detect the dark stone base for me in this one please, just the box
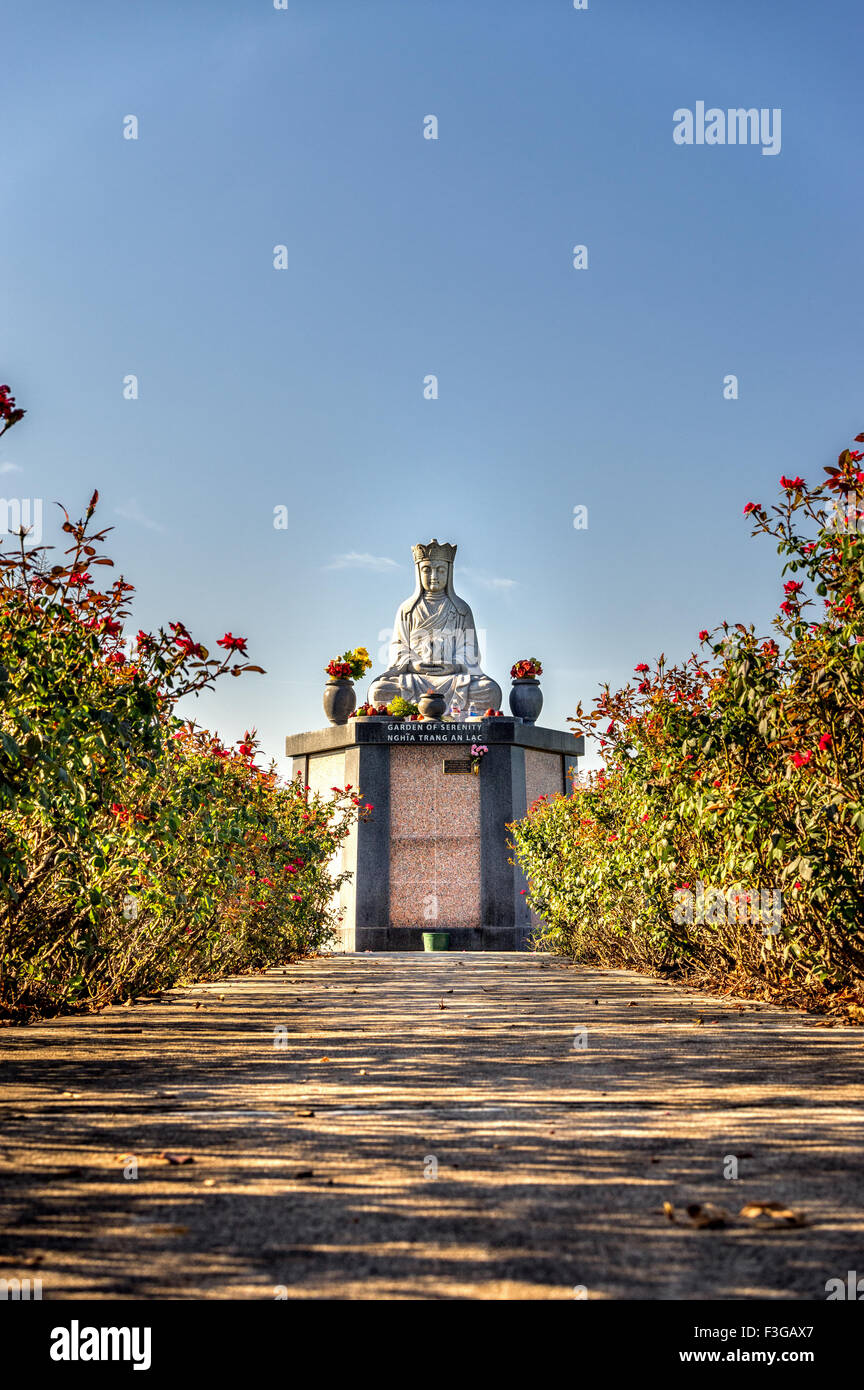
[354,926,533,952]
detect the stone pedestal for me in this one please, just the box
[284,718,584,952]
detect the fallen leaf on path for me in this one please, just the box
[740,1202,807,1228]
[160,1152,195,1165]
[318,1056,330,1062]
[60,1091,83,1099]
[664,1201,730,1229]
[294,1109,315,1117]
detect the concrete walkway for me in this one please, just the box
[0,953,861,1300]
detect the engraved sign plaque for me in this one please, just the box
[442,759,474,775]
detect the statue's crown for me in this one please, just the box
[412,538,456,565]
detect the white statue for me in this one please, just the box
[368,539,502,714]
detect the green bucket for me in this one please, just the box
[422,931,450,952]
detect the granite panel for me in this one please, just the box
[389,745,482,929]
[306,751,352,949]
[523,748,565,935]
[524,747,565,812]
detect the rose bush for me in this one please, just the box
[0,395,362,1021]
[511,435,864,1017]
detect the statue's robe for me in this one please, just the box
[369,593,502,712]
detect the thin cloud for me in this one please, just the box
[326,551,400,572]
[461,567,517,592]
[115,499,166,534]
[0,462,22,475]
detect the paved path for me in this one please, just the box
[1,953,862,1300]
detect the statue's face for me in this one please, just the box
[419,560,448,594]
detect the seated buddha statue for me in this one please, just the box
[368,539,503,714]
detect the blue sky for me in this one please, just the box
[3,0,863,768]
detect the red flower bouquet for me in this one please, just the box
[325,646,372,683]
[510,657,542,680]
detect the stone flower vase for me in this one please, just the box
[323,678,356,725]
[509,677,543,724]
[418,691,447,720]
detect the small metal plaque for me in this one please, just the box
[442,759,473,775]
